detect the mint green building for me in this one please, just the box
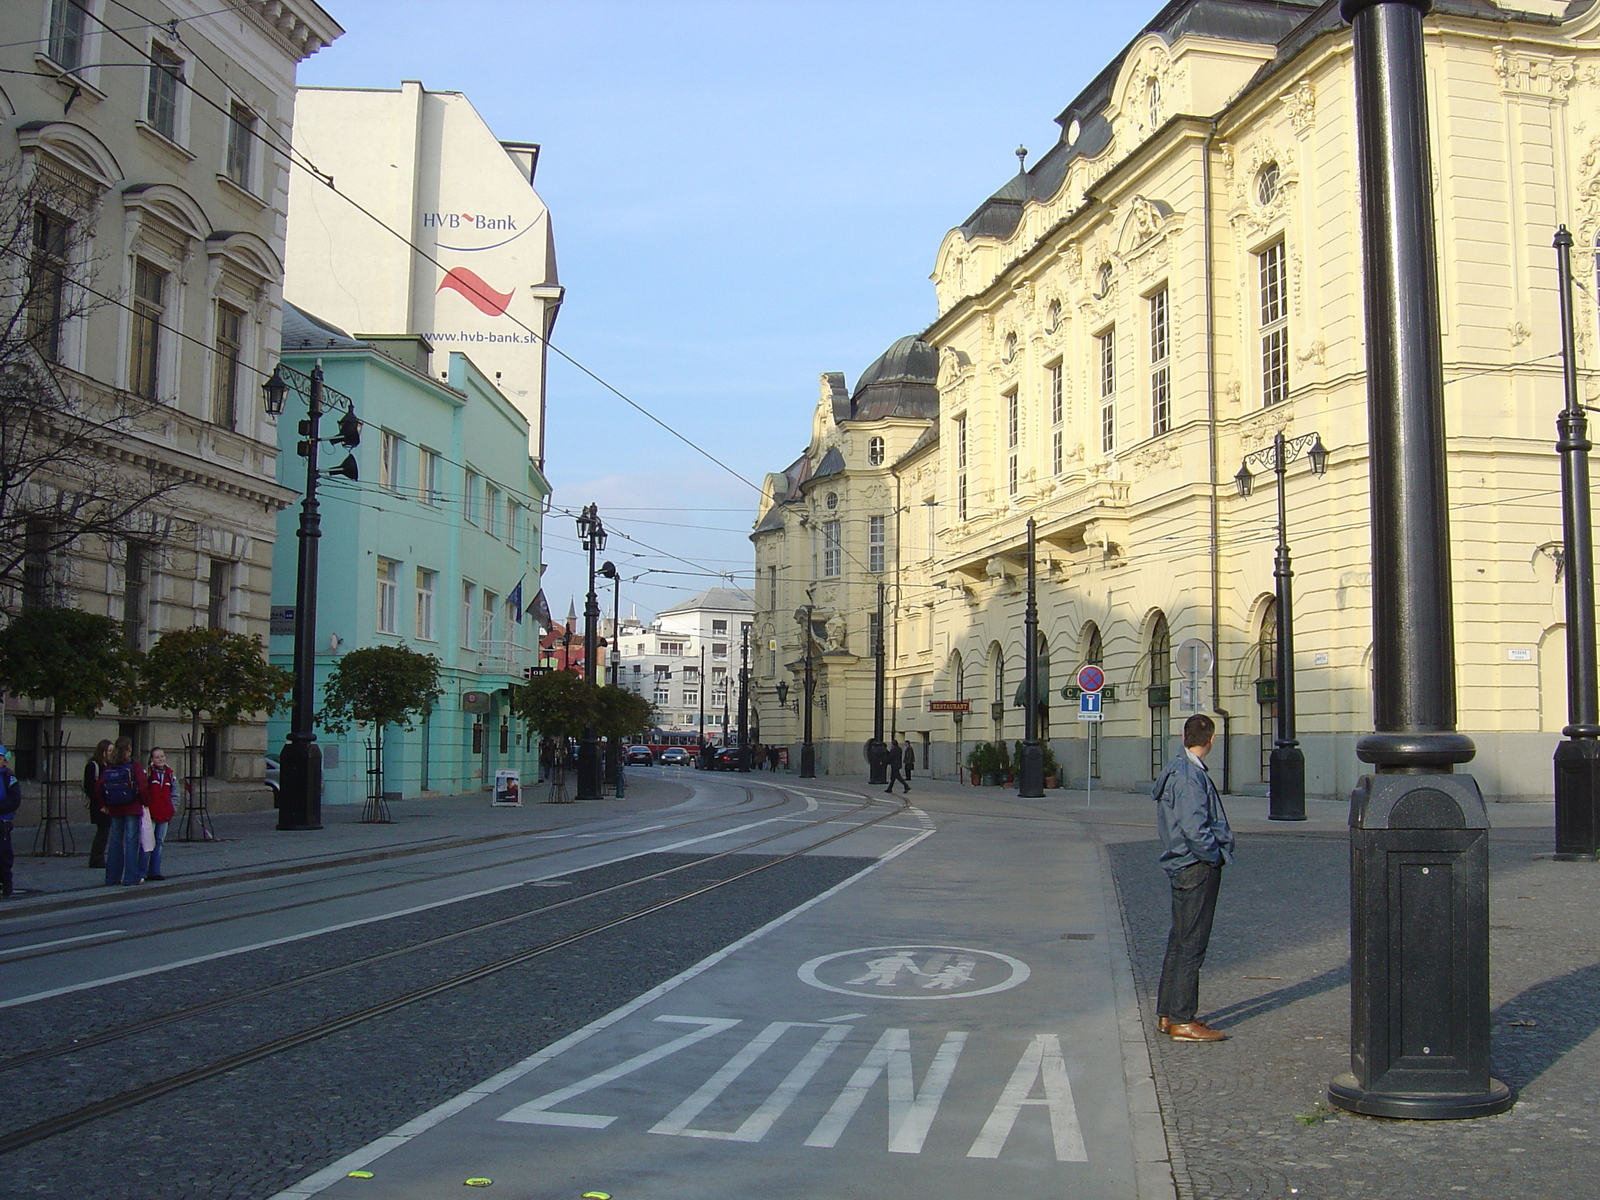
[267,305,549,804]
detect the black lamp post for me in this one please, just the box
[868,582,887,784]
[1552,226,1600,860]
[576,504,605,801]
[262,361,359,832]
[1235,429,1328,821]
[798,604,816,778]
[1330,0,1509,1121]
[598,561,621,688]
[1018,518,1045,798]
[737,623,751,771]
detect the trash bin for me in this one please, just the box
[1329,774,1513,1118]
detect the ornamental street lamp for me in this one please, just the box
[797,604,817,778]
[1018,518,1045,798]
[868,582,888,784]
[262,361,360,832]
[576,504,605,800]
[1331,0,1509,1121]
[1552,226,1600,859]
[1235,429,1329,821]
[598,561,621,688]
[737,623,752,771]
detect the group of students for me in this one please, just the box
[84,737,179,887]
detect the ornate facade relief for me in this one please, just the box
[1281,79,1316,139]
[1494,46,1575,100]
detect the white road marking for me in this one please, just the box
[0,815,801,1010]
[499,1016,739,1128]
[650,1021,850,1142]
[820,1013,868,1023]
[0,930,126,957]
[805,1027,967,1154]
[265,823,938,1199]
[967,1034,1086,1162]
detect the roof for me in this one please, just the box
[280,302,369,352]
[957,0,1320,243]
[656,587,755,617]
[847,335,940,422]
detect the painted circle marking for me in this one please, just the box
[798,944,1031,1001]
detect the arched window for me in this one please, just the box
[1257,161,1281,206]
[1036,632,1051,743]
[1148,613,1170,777]
[868,436,885,466]
[1258,599,1278,783]
[951,650,965,700]
[991,643,1006,743]
[1046,299,1062,333]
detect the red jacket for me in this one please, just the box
[95,762,147,818]
[144,765,177,824]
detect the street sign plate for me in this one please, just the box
[1175,637,1214,680]
[1078,692,1103,721]
[1077,664,1105,693]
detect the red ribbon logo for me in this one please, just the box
[437,266,514,316]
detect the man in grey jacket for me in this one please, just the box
[1153,713,1234,1042]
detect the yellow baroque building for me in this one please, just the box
[753,0,1600,801]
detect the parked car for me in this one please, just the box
[659,746,690,766]
[625,745,655,765]
[710,746,743,770]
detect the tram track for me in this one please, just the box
[0,788,913,1157]
[0,780,793,961]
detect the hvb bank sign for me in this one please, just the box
[421,212,518,230]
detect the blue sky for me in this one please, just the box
[297,1,1154,621]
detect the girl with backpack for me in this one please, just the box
[83,740,113,869]
[141,748,177,881]
[97,737,146,886]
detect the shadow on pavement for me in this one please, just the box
[1491,960,1600,1091]
[1204,960,1351,1031]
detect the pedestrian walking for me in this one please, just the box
[884,736,909,793]
[84,739,113,869]
[768,745,781,772]
[97,737,147,886]
[0,745,19,898]
[902,739,916,779]
[142,748,177,881]
[1153,713,1234,1042]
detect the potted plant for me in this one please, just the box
[1042,742,1061,789]
[965,742,989,786]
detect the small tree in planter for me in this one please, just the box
[0,606,138,853]
[509,670,591,801]
[143,627,292,840]
[318,645,442,822]
[592,686,657,795]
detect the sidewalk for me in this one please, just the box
[0,773,696,918]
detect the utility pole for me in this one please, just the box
[868,582,887,784]
[576,505,605,801]
[738,623,751,771]
[1018,518,1044,797]
[799,604,816,778]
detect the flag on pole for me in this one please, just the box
[527,588,552,633]
[508,578,524,624]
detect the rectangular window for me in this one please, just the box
[48,0,88,69]
[1005,388,1019,496]
[1052,429,1063,477]
[712,619,728,635]
[682,690,699,708]
[659,640,684,656]
[212,303,243,429]
[129,259,165,398]
[868,514,886,573]
[924,499,936,559]
[22,520,52,611]
[955,415,968,521]
[379,432,400,490]
[1259,241,1289,407]
[505,500,518,551]
[460,582,476,649]
[768,565,777,609]
[464,470,479,522]
[207,560,232,629]
[485,485,501,538]
[712,643,728,660]
[146,42,183,140]
[416,568,437,640]
[654,686,670,706]
[481,590,498,651]
[29,208,71,361]
[418,449,440,505]
[822,519,841,578]
[122,541,147,649]
[868,610,882,657]
[376,558,399,633]
[683,665,699,683]
[1049,362,1063,426]
[1098,327,1116,454]
[1149,286,1171,436]
[225,101,255,191]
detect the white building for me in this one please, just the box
[283,80,562,462]
[613,588,755,739]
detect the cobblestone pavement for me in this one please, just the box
[1093,799,1600,1200]
[2,850,874,1200]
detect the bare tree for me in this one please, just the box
[0,155,186,614]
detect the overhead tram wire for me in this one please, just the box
[0,2,252,53]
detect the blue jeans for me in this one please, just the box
[104,814,143,885]
[140,821,168,878]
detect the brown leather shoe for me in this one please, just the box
[1167,1020,1226,1042]
[1158,1016,1171,1033]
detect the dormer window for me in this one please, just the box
[825,492,839,510]
[868,436,885,466]
[1257,161,1281,206]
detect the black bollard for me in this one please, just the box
[1332,0,1511,1119]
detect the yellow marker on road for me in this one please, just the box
[464,1180,493,1188]
[582,1193,611,1199]
[345,1171,373,1179]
